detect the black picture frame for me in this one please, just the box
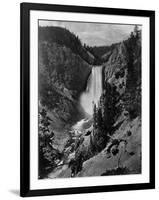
[20,2,155,197]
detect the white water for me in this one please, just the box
[80,66,103,116]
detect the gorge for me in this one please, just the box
[38,25,142,179]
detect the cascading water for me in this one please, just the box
[80,66,103,116]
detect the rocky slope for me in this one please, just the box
[78,117,141,177]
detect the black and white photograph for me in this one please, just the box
[38,20,142,179]
[20,3,155,197]
[0,0,157,199]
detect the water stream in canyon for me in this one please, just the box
[48,66,103,178]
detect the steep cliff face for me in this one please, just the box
[102,31,141,121]
[39,27,93,127]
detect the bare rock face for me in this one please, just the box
[103,43,128,95]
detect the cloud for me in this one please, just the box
[39,20,140,46]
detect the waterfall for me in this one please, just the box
[80,66,103,116]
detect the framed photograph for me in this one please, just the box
[20,3,155,197]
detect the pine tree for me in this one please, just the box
[38,108,59,178]
[93,103,97,129]
[134,25,140,38]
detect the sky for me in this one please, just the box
[39,20,139,46]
